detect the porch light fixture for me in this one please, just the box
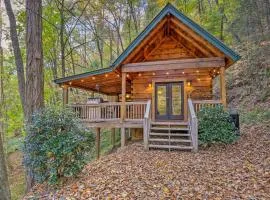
[148,83,152,88]
[81,79,84,82]
[105,74,108,78]
[197,78,201,81]
[127,74,130,78]
[196,70,199,73]
[187,81,191,86]
[166,72,169,75]
[117,74,120,78]
[92,76,96,80]
[126,94,130,98]
[182,71,185,74]
[69,81,72,85]
[138,73,142,77]
[152,72,156,76]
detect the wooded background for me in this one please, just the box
[0,0,269,199]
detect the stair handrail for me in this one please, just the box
[143,100,151,150]
[188,98,198,152]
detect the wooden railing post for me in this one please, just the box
[143,100,151,151]
[188,98,198,152]
[121,72,126,122]
[220,66,227,108]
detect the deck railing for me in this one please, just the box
[70,103,121,122]
[143,100,151,150]
[126,102,147,121]
[70,101,148,122]
[188,98,198,152]
[192,100,223,113]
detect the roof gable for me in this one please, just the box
[111,3,240,68]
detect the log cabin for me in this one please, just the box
[54,3,240,158]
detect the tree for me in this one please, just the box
[25,0,44,191]
[0,1,11,198]
[0,134,10,200]
[4,0,26,116]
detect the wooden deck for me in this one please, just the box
[81,119,144,128]
[69,99,222,158]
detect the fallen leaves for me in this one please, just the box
[24,123,270,199]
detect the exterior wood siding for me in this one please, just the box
[130,71,213,101]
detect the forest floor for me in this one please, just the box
[8,151,25,200]
[24,122,270,200]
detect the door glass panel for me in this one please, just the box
[171,84,182,115]
[157,85,167,115]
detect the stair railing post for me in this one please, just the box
[143,100,151,150]
[188,98,198,152]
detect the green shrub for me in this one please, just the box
[198,105,238,145]
[23,106,95,185]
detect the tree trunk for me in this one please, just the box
[265,0,270,29]
[25,0,44,191]
[4,0,26,116]
[60,0,65,77]
[0,1,11,197]
[0,132,10,200]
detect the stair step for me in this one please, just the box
[149,132,190,137]
[150,127,189,131]
[149,138,191,143]
[149,144,193,150]
[151,121,188,126]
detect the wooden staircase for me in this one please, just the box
[148,121,193,151]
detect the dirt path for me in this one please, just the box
[25,123,270,199]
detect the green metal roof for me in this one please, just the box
[55,3,240,84]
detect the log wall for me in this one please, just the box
[130,70,213,101]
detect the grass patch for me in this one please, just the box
[240,107,270,125]
[6,136,24,154]
[8,151,25,200]
[101,129,121,155]
[10,172,25,200]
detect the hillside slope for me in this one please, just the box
[227,41,270,109]
[24,123,269,199]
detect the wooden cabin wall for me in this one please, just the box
[130,70,213,101]
[145,37,194,61]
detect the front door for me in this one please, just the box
[155,82,184,120]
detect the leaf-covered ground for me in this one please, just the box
[25,123,270,199]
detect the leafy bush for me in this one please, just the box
[23,106,95,185]
[198,105,238,145]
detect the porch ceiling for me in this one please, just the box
[58,70,131,95]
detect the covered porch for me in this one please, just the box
[57,57,226,158]
[54,3,239,158]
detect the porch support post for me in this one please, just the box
[111,128,116,148]
[121,127,126,148]
[95,128,101,159]
[63,86,69,105]
[220,66,227,108]
[121,72,126,122]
